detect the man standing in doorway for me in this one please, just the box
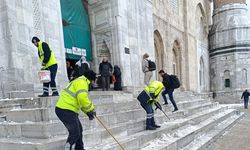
[241,89,250,109]
[99,57,113,91]
[142,53,153,85]
[158,70,178,112]
[32,37,59,97]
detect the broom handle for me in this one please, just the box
[95,115,125,150]
[161,109,170,120]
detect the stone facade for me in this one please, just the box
[88,0,154,88]
[0,0,68,95]
[209,1,250,103]
[214,0,246,9]
[153,0,212,92]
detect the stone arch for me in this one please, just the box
[199,57,205,92]
[196,3,208,40]
[154,30,164,79]
[172,40,182,80]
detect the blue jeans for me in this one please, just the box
[55,107,84,150]
[162,89,178,110]
[244,98,249,109]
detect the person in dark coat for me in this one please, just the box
[66,61,73,81]
[71,56,90,81]
[99,57,113,91]
[241,89,250,109]
[113,65,122,91]
[158,70,178,112]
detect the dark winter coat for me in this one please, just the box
[99,62,113,77]
[241,91,250,100]
[113,66,122,90]
[71,63,90,80]
[162,73,173,91]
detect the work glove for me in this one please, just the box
[150,93,156,99]
[154,101,162,111]
[87,110,96,120]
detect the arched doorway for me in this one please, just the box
[154,30,164,79]
[172,40,181,80]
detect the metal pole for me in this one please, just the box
[95,115,125,150]
[160,109,170,120]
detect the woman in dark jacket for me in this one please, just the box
[113,65,122,91]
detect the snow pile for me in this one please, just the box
[142,125,199,150]
[142,133,174,149]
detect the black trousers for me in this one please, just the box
[101,76,110,91]
[244,98,249,109]
[43,64,58,94]
[162,89,178,110]
[55,107,84,150]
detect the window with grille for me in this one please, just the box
[170,0,179,14]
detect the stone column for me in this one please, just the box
[209,1,250,103]
[0,0,67,95]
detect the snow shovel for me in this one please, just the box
[95,115,125,150]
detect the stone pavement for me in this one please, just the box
[206,106,250,150]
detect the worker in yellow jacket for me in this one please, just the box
[137,81,164,130]
[55,70,97,150]
[32,36,58,97]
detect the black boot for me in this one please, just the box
[38,93,49,97]
[146,126,156,130]
[146,118,156,130]
[163,102,168,105]
[52,92,59,96]
[151,117,161,128]
[172,108,178,112]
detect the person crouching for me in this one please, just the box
[137,81,164,130]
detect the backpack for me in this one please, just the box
[147,60,156,71]
[169,75,181,89]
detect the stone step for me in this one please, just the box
[0,105,226,149]
[0,135,67,150]
[181,112,244,150]
[7,91,34,99]
[0,92,134,109]
[0,104,221,140]
[141,109,241,150]
[4,98,211,123]
[0,103,22,113]
[0,115,6,122]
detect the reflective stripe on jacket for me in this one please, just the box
[56,76,95,113]
[144,81,164,102]
[38,41,57,68]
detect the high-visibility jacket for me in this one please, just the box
[56,76,95,114]
[144,81,164,102]
[38,41,57,69]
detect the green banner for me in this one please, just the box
[60,0,92,61]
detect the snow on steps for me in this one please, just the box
[0,91,243,150]
[87,107,237,150]
[0,99,214,144]
[141,109,243,150]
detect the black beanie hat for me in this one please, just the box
[32,36,40,43]
[84,70,96,81]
